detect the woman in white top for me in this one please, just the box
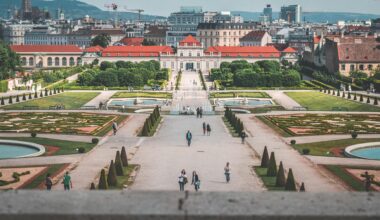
[224,162,231,183]
[178,169,187,191]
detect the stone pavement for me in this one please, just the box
[130,115,263,192]
[265,91,302,110]
[54,114,147,190]
[238,114,345,192]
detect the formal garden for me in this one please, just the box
[210,60,302,89]
[1,92,99,110]
[285,91,380,112]
[259,114,380,136]
[0,112,126,136]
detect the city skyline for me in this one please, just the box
[82,0,380,16]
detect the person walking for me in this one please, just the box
[241,130,246,144]
[186,130,192,147]
[202,122,206,135]
[361,171,373,192]
[199,107,203,118]
[191,171,201,191]
[112,121,118,135]
[45,173,53,191]
[196,107,200,118]
[178,169,188,191]
[62,172,73,190]
[224,162,231,183]
[206,124,211,136]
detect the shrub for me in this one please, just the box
[0,97,4,105]
[115,151,124,176]
[374,98,378,105]
[49,89,52,95]
[16,95,20,102]
[347,93,351,99]
[92,138,99,144]
[342,92,345,98]
[78,147,86,153]
[90,182,96,190]
[22,93,26,101]
[31,132,37,138]
[367,96,370,104]
[360,94,363,102]
[285,168,297,191]
[34,91,38,98]
[353,93,357,100]
[290,140,296,145]
[266,152,277,177]
[121,146,128,167]
[276,161,286,187]
[337,90,340,96]
[260,146,269,168]
[351,131,358,139]
[107,160,118,187]
[332,90,335,95]
[45,88,48,96]
[98,169,108,190]
[40,90,43,98]
[300,182,306,192]
[302,148,310,155]
[8,96,13,104]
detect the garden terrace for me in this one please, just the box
[285,92,380,112]
[112,92,172,99]
[2,92,100,110]
[259,114,380,136]
[209,92,270,99]
[0,112,126,136]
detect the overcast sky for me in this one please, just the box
[81,0,380,16]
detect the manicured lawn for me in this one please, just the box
[293,138,380,157]
[112,92,172,99]
[254,167,284,191]
[23,164,67,189]
[2,92,100,110]
[109,165,138,190]
[324,165,380,191]
[210,92,270,99]
[256,116,292,137]
[0,137,96,155]
[285,92,380,112]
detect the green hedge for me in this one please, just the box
[0,80,8,92]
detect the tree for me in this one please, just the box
[266,152,277,177]
[367,96,370,104]
[22,93,26,101]
[285,168,297,191]
[16,95,19,102]
[90,182,96,190]
[91,33,111,48]
[360,94,363,102]
[374,97,378,105]
[115,151,124,176]
[28,93,32,99]
[99,61,115,71]
[300,182,306,192]
[107,160,118,187]
[121,146,129,167]
[261,146,269,168]
[1,97,4,105]
[8,96,12,104]
[98,169,108,190]
[276,161,286,187]
[40,90,43,98]
[34,91,38,98]
[0,41,20,80]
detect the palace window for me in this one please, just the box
[62,57,67,66]
[55,57,60,66]
[350,64,355,71]
[69,57,75,66]
[341,64,346,71]
[48,57,53,66]
[359,64,364,70]
[368,64,373,70]
[29,57,34,66]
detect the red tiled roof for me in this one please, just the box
[179,35,201,46]
[282,47,297,53]
[314,36,321,44]
[84,46,104,53]
[120,37,144,46]
[10,45,82,53]
[240,31,268,42]
[102,46,174,57]
[205,46,280,58]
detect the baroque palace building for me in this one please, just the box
[12,35,297,72]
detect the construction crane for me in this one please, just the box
[124,7,144,21]
[104,3,119,26]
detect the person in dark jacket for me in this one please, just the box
[191,171,201,191]
[202,122,206,135]
[186,130,192,146]
[45,173,53,190]
[206,124,211,136]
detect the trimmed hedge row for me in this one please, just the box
[0,87,65,106]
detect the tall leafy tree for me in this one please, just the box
[0,41,20,80]
[91,33,111,48]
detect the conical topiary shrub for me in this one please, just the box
[328,89,331,94]
[61,87,64,92]
[374,98,378,105]
[98,169,108,190]
[8,96,13,104]
[49,89,52,95]
[261,146,269,168]
[121,146,128,167]
[53,88,57,94]
[348,93,351,99]
[22,93,26,101]
[34,91,38,98]
[367,96,370,104]
[300,182,306,192]
[266,152,277,177]
[45,88,48,96]
[285,168,297,191]
[337,90,340,96]
[0,97,4,105]
[354,93,357,100]
[141,121,149,136]
[107,160,118,187]
[40,90,43,98]
[90,182,96,190]
[276,161,286,187]
[28,93,32,99]
[360,94,363,102]
[16,95,20,102]
[332,90,335,95]
[342,92,345,98]
[115,151,124,176]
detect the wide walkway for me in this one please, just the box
[130,115,263,192]
[239,114,345,192]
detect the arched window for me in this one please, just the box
[22,57,27,66]
[69,57,75,66]
[29,57,34,66]
[55,57,60,66]
[62,57,67,66]
[47,57,53,66]
[77,57,82,66]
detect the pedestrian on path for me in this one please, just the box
[191,171,201,191]
[186,130,192,146]
[200,107,203,118]
[241,131,246,144]
[178,169,188,191]
[361,171,373,191]
[224,162,231,183]
[112,121,118,135]
[45,173,53,191]
[206,124,211,136]
[196,107,200,118]
[202,122,206,135]
[62,172,73,190]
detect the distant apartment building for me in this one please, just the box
[280,5,302,23]
[240,31,272,46]
[261,4,273,24]
[288,29,314,54]
[197,22,256,48]
[324,36,380,76]
[24,26,69,45]
[3,24,33,45]
[144,26,168,45]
